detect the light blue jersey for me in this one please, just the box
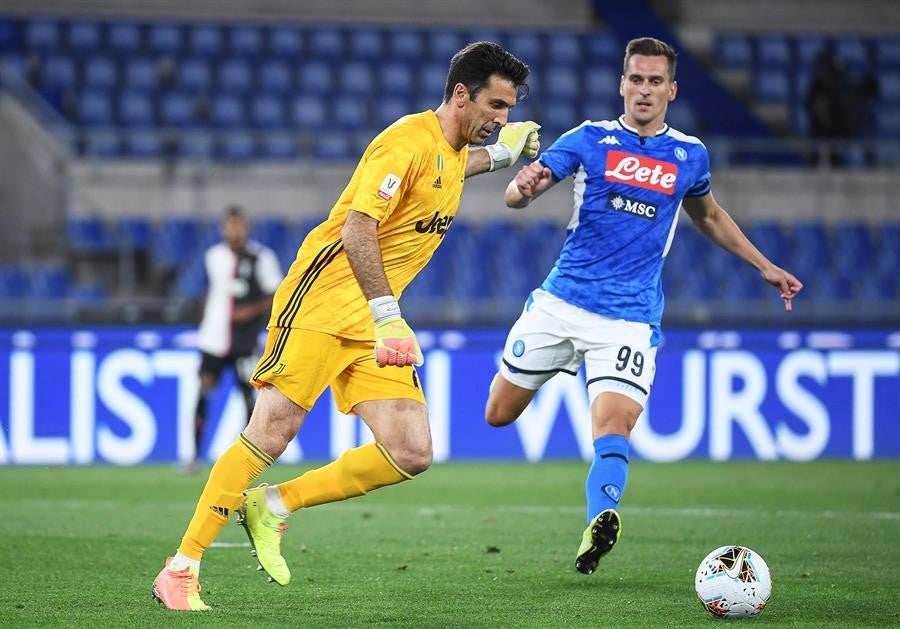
[537,115,711,345]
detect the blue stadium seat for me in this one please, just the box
[210,93,245,128]
[148,22,182,55]
[118,90,155,127]
[718,271,765,301]
[117,216,153,250]
[126,130,163,158]
[218,131,255,160]
[584,32,618,63]
[308,27,344,60]
[67,216,116,252]
[756,35,792,68]
[67,21,100,52]
[298,61,333,94]
[578,99,615,123]
[834,36,871,72]
[389,29,423,59]
[269,26,302,58]
[754,68,791,103]
[160,92,196,127]
[810,274,854,304]
[375,97,412,127]
[378,61,415,96]
[547,32,582,65]
[82,55,117,89]
[177,58,212,92]
[175,258,207,298]
[506,32,542,64]
[177,131,214,159]
[509,100,537,123]
[466,29,503,48]
[333,96,369,130]
[795,34,827,66]
[542,101,578,137]
[0,265,29,298]
[874,37,900,70]
[428,29,463,62]
[339,61,375,95]
[107,22,141,53]
[544,67,579,100]
[125,57,159,90]
[716,34,753,69]
[875,109,900,136]
[259,60,292,93]
[29,264,70,299]
[0,18,16,52]
[790,221,831,277]
[69,282,108,304]
[83,132,120,157]
[748,221,791,260]
[418,62,447,98]
[78,90,112,126]
[584,67,619,99]
[25,20,60,52]
[875,222,900,274]
[315,132,352,160]
[259,134,297,160]
[349,27,384,59]
[251,95,285,128]
[217,58,252,92]
[880,71,900,101]
[291,95,327,128]
[250,217,288,251]
[666,101,697,131]
[229,24,262,57]
[858,275,899,302]
[154,217,201,266]
[41,55,76,88]
[832,221,873,275]
[189,24,223,56]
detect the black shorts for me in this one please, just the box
[199,351,257,384]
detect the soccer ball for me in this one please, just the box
[694,545,771,618]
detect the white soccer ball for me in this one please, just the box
[695,545,772,618]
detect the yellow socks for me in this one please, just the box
[177,434,273,560]
[276,443,412,512]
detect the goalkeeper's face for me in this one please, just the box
[462,75,518,145]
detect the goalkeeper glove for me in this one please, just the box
[369,296,423,368]
[484,121,541,171]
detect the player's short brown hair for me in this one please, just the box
[623,37,678,80]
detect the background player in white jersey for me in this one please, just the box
[483,37,803,575]
[189,206,282,472]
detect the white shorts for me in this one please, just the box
[499,289,658,407]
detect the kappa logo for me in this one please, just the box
[598,135,621,145]
[377,173,402,201]
[432,176,442,188]
[604,150,678,195]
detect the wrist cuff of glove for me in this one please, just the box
[369,295,401,324]
[485,143,511,171]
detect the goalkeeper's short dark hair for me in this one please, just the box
[623,37,678,80]
[443,41,530,103]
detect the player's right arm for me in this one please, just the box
[505,161,556,208]
[341,210,423,367]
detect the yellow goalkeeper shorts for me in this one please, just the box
[250,326,426,413]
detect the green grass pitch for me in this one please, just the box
[1,461,898,628]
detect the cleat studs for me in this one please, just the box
[268,576,275,583]
[250,549,257,557]
[257,564,264,571]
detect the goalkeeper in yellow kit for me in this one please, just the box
[152,40,540,611]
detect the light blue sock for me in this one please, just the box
[585,434,630,524]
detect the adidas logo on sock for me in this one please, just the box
[210,505,230,518]
[432,176,442,188]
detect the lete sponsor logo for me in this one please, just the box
[604,150,678,195]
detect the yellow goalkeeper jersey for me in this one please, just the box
[270,110,468,340]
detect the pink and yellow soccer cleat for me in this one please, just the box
[151,557,211,611]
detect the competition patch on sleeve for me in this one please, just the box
[377,173,402,201]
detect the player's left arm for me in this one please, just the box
[465,121,541,178]
[682,192,803,310]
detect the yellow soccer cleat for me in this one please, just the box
[236,484,291,585]
[575,509,621,575]
[151,557,210,611]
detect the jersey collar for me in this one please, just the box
[617,115,669,138]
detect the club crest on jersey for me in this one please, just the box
[512,339,526,357]
[606,193,658,220]
[604,150,678,195]
[674,146,687,161]
[377,173,402,201]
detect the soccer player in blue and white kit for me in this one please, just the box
[484,37,803,575]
